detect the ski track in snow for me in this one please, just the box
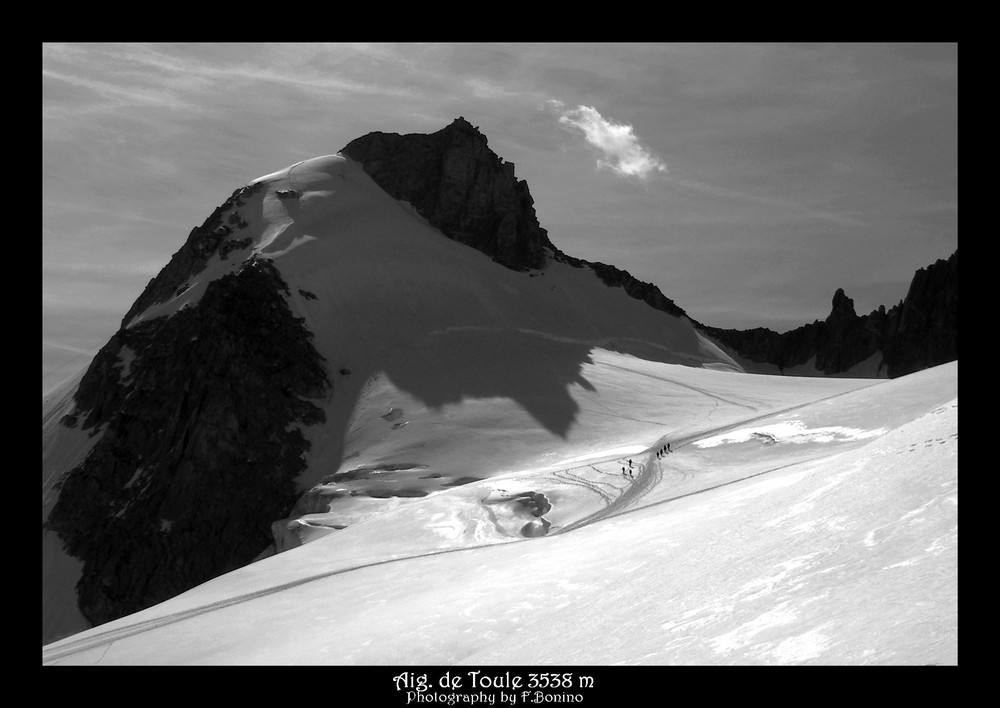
[553,466,616,505]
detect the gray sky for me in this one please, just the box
[42,42,958,394]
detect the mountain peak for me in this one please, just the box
[446,115,484,137]
[341,118,551,270]
[828,287,857,321]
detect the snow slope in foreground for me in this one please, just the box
[42,361,957,665]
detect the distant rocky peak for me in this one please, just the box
[828,288,858,321]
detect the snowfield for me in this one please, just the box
[42,155,957,665]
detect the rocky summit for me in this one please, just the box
[341,117,553,271]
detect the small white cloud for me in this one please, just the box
[556,104,667,179]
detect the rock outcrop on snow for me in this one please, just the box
[46,257,329,627]
[698,251,958,377]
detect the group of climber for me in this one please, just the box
[621,442,675,481]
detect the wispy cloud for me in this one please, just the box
[42,43,416,119]
[550,101,667,180]
[668,175,866,228]
[42,66,202,116]
[466,77,518,100]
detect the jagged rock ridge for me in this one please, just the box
[698,250,957,377]
[121,181,263,328]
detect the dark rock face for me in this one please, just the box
[699,251,958,377]
[341,117,554,271]
[881,251,959,377]
[47,257,329,627]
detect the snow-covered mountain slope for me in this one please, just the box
[42,153,747,644]
[42,360,957,665]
